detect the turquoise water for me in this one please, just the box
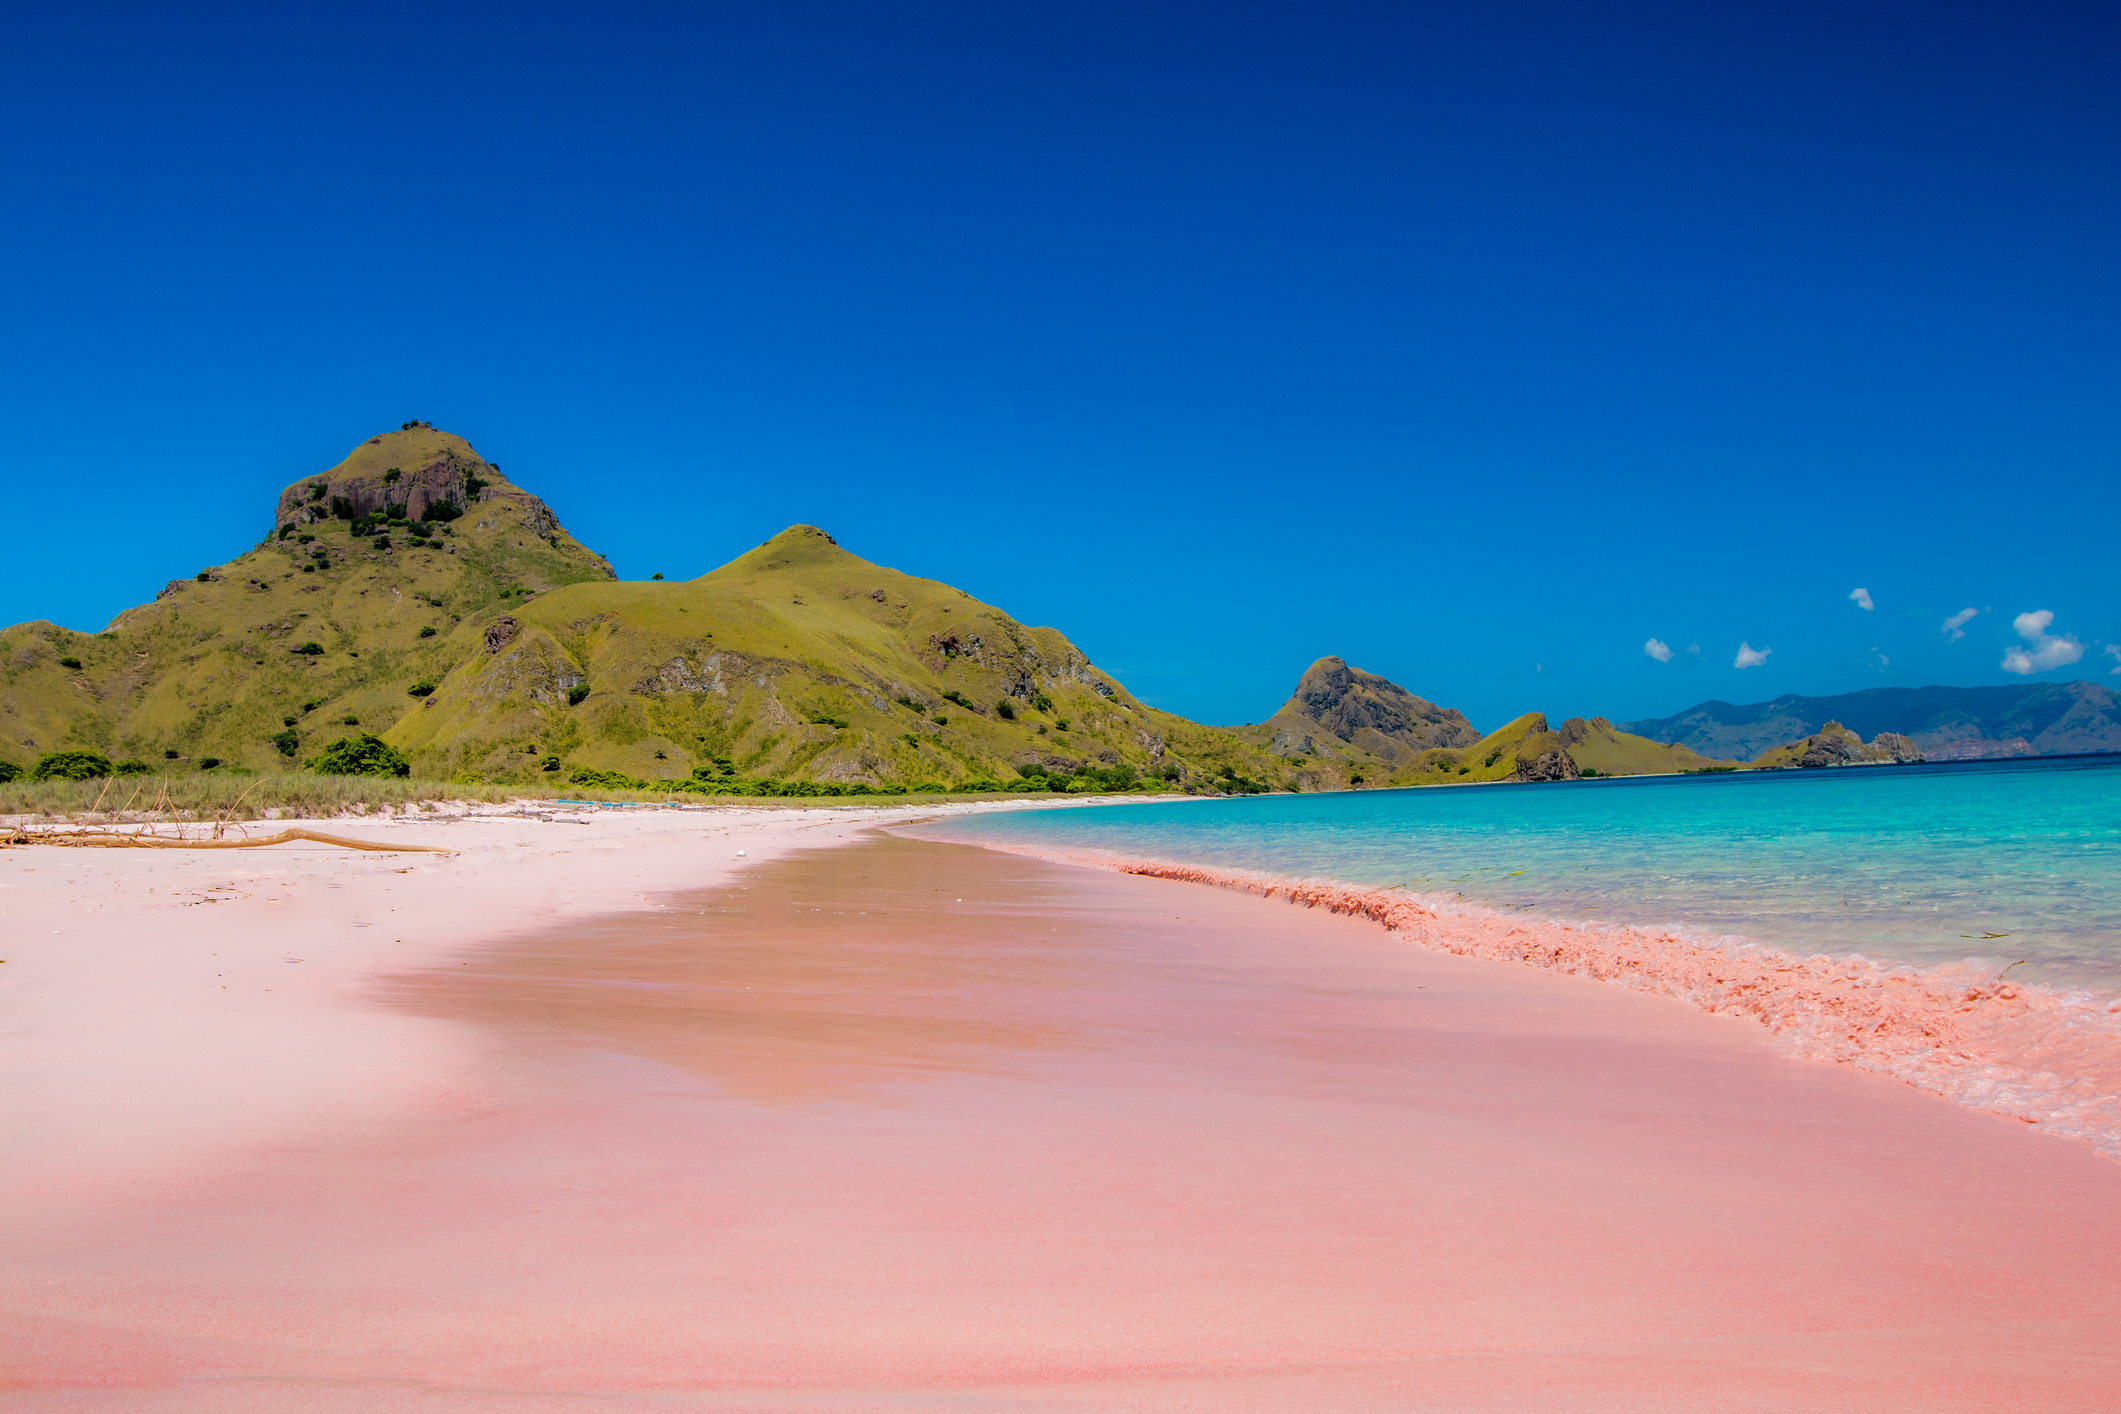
[926,756,2121,993]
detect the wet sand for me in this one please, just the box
[4,826,2120,1409]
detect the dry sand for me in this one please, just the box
[2,802,2118,1410]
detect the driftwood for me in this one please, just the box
[1,827,455,854]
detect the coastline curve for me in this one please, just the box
[921,832,2121,1162]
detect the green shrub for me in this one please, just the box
[418,625,437,638]
[932,715,948,726]
[808,713,849,729]
[651,572,664,581]
[282,715,298,727]
[58,655,83,669]
[195,570,211,582]
[429,499,462,522]
[910,780,947,794]
[269,729,300,757]
[569,766,645,791]
[198,757,221,770]
[302,699,325,713]
[297,533,315,544]
[407,680,437,697]
[995,700,1016,720]
[164,748,180,759]
[541,755,562,772]
[1349,773,1366,786]
[294,641,324,656]
[1033,693,1053,712]
[896,696,923,710]
[0,759,18,783]
[30,750,112,781]
[383,467,401,483]
[309,734,409,777]
[307,481,327,502]
[567,685,590,706]
[342,715,360,726]
[1054,718,1070,731]
[112,758,153,776]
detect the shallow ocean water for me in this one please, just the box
[930,755,2121,993]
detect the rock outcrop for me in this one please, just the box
[1263,656,1480,763]
[1753,721,1928,769]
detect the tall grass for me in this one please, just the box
[0,773,1006,823]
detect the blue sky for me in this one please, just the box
[3,1,2115,730]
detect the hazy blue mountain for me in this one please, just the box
[1620,682,2121,762]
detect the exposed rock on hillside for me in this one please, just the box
[1508,719,1582,782]
[1264,656,1479,763]
[1751,722,1927,769]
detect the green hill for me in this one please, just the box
[0,426,1327,795]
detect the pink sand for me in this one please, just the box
[3,811,2119,1410]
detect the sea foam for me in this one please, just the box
[966,837,2121,1161]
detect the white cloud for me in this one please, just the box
[1941,607,1978,640]
[1849,587,1874,611]
[1685,643,1700,656]
[2105,644,2120,675]
[1734,642,1772,669]
[2000,610,2085,675]
[1643,637,1672,662]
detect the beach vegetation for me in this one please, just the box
[30,750,114,781]
[310,735,410,778]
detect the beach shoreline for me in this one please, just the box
[5,801,2120,1408]
[906,828,2121,1161]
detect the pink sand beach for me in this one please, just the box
[3,804,2119,1411]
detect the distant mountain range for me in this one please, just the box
[1620,683,2121,762]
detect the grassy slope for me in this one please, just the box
[1563,717,1739,776]
[392,524,1326,791]
[0,429,613,778]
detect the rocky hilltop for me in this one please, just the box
[1256,656,1480,764]
[1750,722,1925,769]
[1228,665,1738,787]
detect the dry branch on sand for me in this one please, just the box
[0,825,454,853]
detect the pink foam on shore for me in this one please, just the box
[950,837,2121,1160]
